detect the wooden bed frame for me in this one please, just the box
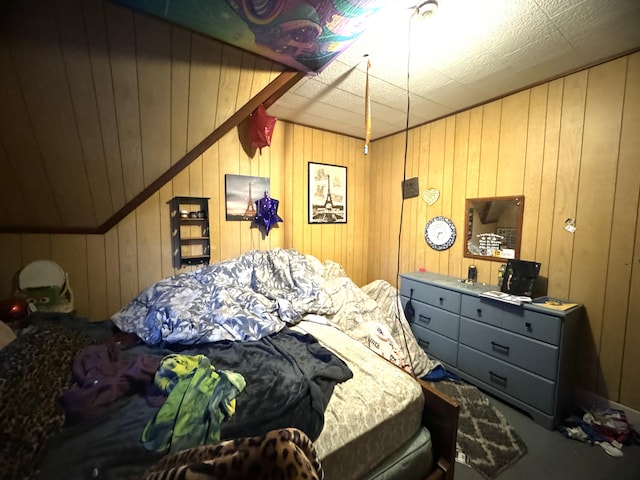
[419,379,460,480]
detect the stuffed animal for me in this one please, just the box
[14,286,61,312]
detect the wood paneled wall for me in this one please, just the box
[0,121,370,318]
[0,0,284,231]
[367,53,640,410]
[281,123,370,285]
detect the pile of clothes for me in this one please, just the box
[560,407,640,457]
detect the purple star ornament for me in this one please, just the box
[254,194,282,235]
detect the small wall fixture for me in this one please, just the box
[416,0,438,18]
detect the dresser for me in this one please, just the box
[400,271,583,429]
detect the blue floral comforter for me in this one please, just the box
[111,249,336,345]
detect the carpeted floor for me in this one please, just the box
[435,380,527,480]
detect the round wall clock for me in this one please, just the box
[425,216,457,250]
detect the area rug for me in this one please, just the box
[436,380,527,479]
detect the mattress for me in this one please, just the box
[366,426,433,480]
[32,315,426,480]
[294,320,425,480]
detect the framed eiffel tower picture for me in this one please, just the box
[224,174,270,221]
[308,162,347,224]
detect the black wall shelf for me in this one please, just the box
[168,196,211,268]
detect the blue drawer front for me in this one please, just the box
[461,295,503,327]
[413,300,460,340]
[411,323,458,367]
[458,345,555,414]
[502,306,562,346]
[459,317,558,380]
[401,277,461,314]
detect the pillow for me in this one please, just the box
[0,321,16,349]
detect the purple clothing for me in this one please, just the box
[60,344,161,421]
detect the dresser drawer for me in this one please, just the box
[459,318,558,380]
[412,323,458,367]
[413,300,460,340]
[401,278,461,314]
[400,277,417,298]
[501,307,562,346]
[458,345,555,414]
[460,295,502,327]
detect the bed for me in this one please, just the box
[0,249,459,480]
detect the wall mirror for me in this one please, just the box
[464,195,524,262]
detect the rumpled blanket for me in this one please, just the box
[112,248,437,377]
[112,249,335,345]
[37,328,351,479]
[315,259,438,377]
[207,328,353,442]
[143,428,324,480]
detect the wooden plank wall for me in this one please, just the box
[367,53,640,410]
[0,121,369,317]
[0,0,284,231]
[0,1,371,318]
[282,123,369,285]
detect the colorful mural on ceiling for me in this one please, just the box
[114,0,392,73]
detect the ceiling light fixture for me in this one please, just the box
[415,0,438,19]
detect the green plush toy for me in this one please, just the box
[15,286,61,311]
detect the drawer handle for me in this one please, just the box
[476,308,483,317]
[525,322,532,332]
[489,371,508,387]
[418,314,432,324]
[491,341,510,355]
[418,339,431,350]
[439,297,444,305]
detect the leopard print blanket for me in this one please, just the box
[143,428,324,480]
[0,321,94,479]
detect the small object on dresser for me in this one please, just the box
[480,290,532,306]
[533,296,579,311]
[467,265,477,283]
[180,210,189,219]
[497,263,506,288]
[501,259,541,296]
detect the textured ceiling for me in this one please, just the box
[269,0,640,140]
